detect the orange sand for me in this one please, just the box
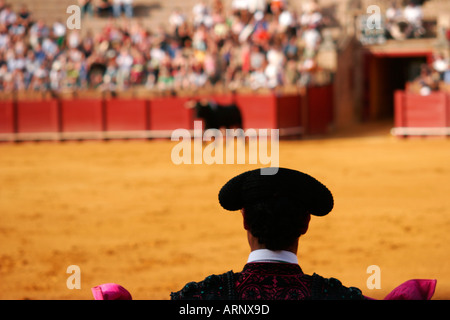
[0,124,449,299]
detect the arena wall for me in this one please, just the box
[0,87,335,142]
[393,90,450,137]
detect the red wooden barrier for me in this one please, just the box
[16,100,59,133]
[447,93,450,127]
[393,91,450,136]
[61,99,104,135]
[148,97,194,130]
[4,89,335,141]
[105,99,148,131]
[403,92,447,127]
[307,85,334,135]
[235,94,277,129]
[276,94,302,129]
[394,90,405,128]
[0,100,14,134]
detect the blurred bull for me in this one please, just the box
[186,99,243,131]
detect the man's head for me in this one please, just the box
[218,168,333,251]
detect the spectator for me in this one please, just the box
[41,35,59,60]
[278,8,294,32]
[284,58,299,85]
[9,19,26,37]
[30,63,49,91]
[49,60,64,91]
[302,25,321,57]
[265,41,284,88]
[113,0,134,18]
[432,54,449,81]
[231,0,249,13]
[17,4,32,27]
[24,50,38,87]
[252,12,270,46]
[0,23,8,47]
[173,64,191,90]
[29,19,50,47]
[67,30,81,49]
[249,43,265,71]
[192,23,207,51]
[298,57,316,86]
[227,66,245,90]
[169,8,186,33]
[270,0,285,16]
[204,42,222,85]
[97,0,113,17]
[386,1,402,24]
[249,64,268,89]
[385,1,406,40]
[130,49,145,84]
[0,4,16,27]
[192,1,210,27]
[403,0,424,38]
[79,0,94,18]
[283,36,299,60]
[115,47,133,88]
[52,20,67,48]
[416,63,439,95]
[248,0,266,14]
[156,66,174,90]
[189,63,208,88]
[32,43,46,64]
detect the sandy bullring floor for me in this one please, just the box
[0,124,449,299]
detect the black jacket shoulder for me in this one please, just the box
[310,273,365,300]
[170,271,365,300]
[170,271,237,300]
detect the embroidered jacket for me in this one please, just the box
[170,262,365,300]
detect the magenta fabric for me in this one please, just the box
[383,279,437,300]
[91,283,132,300]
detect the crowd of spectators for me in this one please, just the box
[413,54,450,95]
[0,0,332,94]
[385,0,426,40]
[79,0,134,19]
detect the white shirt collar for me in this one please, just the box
[247,249,299,264]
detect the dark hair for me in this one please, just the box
[243,195,310,250]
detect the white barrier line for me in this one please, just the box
[0,127,303,142]
[391,127,450,136]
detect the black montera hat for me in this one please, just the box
[218,167,334,216]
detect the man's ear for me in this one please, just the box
[299,214,311,235]
[241,209,249,230]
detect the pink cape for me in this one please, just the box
[91,279,436,300]
[91,283,132,300]
[382,279,437,300]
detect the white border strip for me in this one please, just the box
[391,127,450,136]
[0,127,303,142]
